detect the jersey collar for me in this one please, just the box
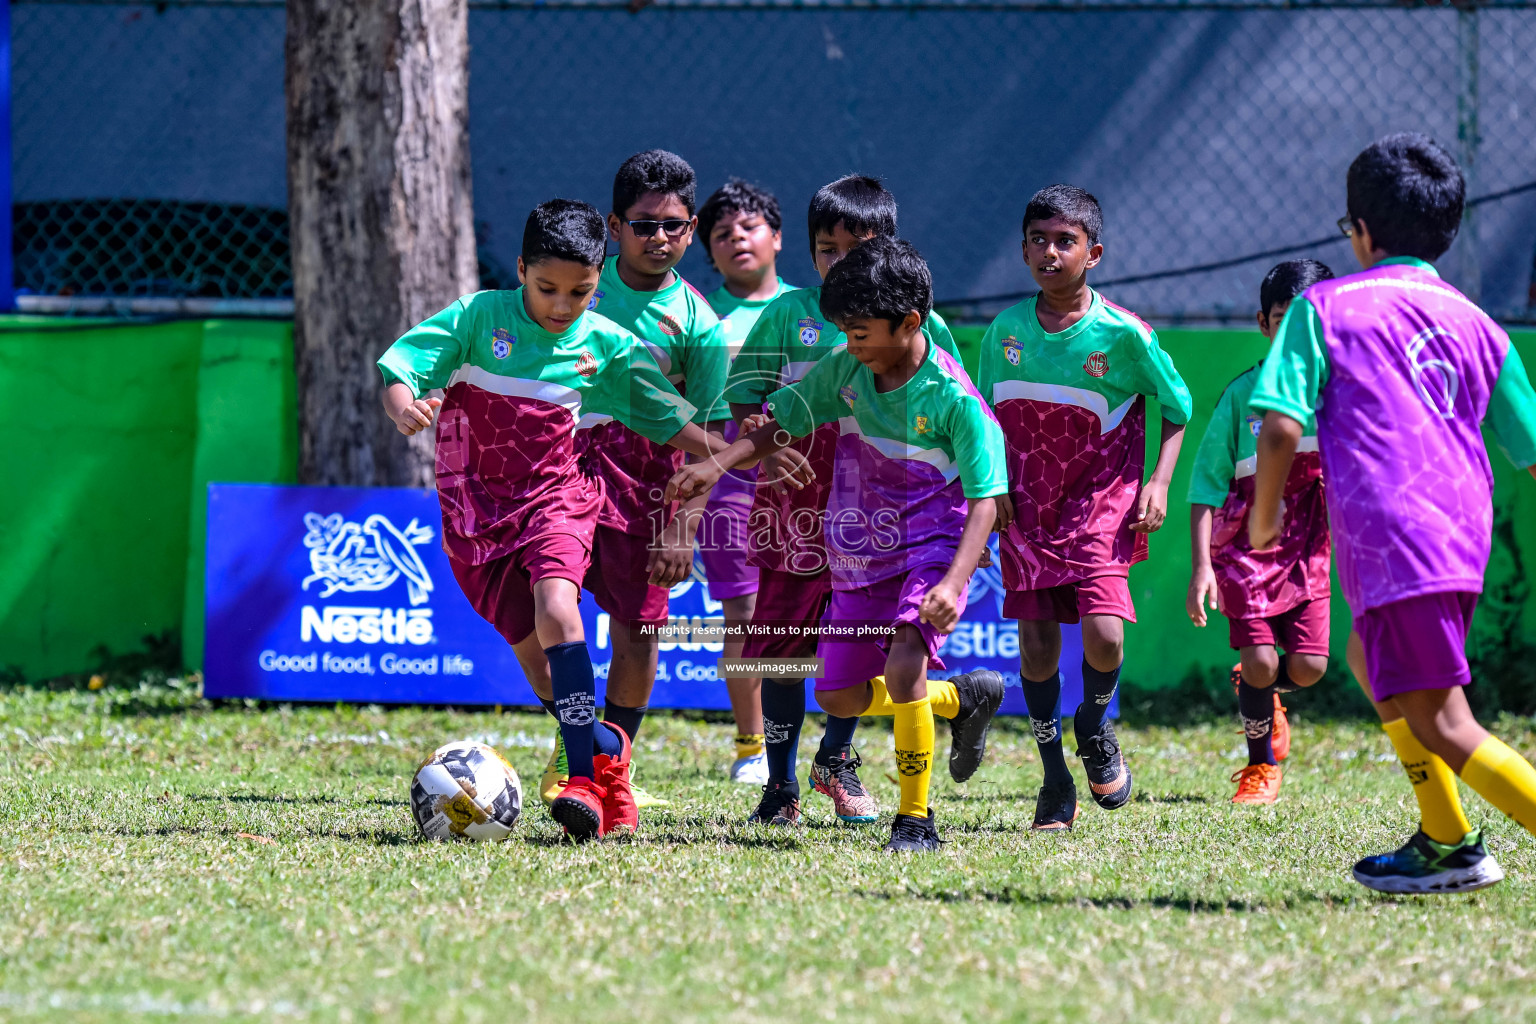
[1025,288,1103,342]
[1377,255,1440,277]
[604,255,683,301]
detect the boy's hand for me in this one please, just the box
[1131,480,1169,533]
[993,493,1015,532]
[647,518,696,587]
[385,390,442,436]
[976,546,993,570]
[761,448,815,492]
[740,412,772,433]
[1187,565,1219,627]
[665,462,722,503]
[919,582,965,634]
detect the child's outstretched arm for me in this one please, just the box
[1132,417,1186,533]
[383,382,442,436]
[919,496,999,633]
[665,417,809,502]
[1187,504,1218,626]
[1250,410,1303,550]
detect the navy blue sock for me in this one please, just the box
[1237,676,1277,766]
[536,695,559,720]
[1022,671,1072,788]
[816,713,860,763]
[604,699,647,743]
[761,679,806,786]
[1079,660,1121,734]
[593,719,623,758]
[1271,656,1302,694]
[545,642,598,780]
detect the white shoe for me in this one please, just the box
[729,751,769,785]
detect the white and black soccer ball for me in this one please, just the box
[410,740,523,841]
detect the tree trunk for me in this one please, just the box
[286,0,478,487]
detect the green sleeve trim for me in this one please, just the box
[1488,344,1536,469]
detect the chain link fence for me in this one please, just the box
[11,0,1536,321]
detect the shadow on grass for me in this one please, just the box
[1130,792,1212,804]
[851,887,1338,913]
[182,793,405,807]
[69,823,416,846]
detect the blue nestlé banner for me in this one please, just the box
[204,484,1093,713]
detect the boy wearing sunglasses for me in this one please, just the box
[538,149,730,808]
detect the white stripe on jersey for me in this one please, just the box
[836,416,959,483]
[447,364,583,418]
[1233,435,1319,480]
[991,379,1138,435]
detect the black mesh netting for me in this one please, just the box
[10,0,1536,318]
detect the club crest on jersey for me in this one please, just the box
[587,290,605,312]
[658,314,682,337]
[1083,350,1109,377]
[839,385,858,408]
[490,327,514,360]
[1246,414,1263,438]
[1002,336,1021,366]
[797,318,824,347]
[574,350,598,377]
[914,415,931,434]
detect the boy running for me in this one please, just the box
[1187,259,1334,804]
[540,150,729,805]
[979,185,1192,831]
[376,199,722,840]
[670,238,1008,851]
[1250,133,1536,893]
[697,178,794,786]
[722,175,971,827]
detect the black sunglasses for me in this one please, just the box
[627,218,691,238]
[1337,214,1355,238]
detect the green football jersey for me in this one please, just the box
[706,277,794,358]
[767,340,1006,587]
[375,288,694,563]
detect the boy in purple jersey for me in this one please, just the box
[1251,133,1536,893]
[697,179,794,786]
[721,176,968,828]
[669,239,1007,851]
[979,186,1192,831]
[537,151,730,808]
[1187,260,1334,805]
[377,200,724,841]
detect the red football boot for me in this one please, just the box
[550,775,606,840]
[593,723,638,835]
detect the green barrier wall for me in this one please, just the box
[952,326,1536,691]
[0,318,296,680]
[2,316,1530,689]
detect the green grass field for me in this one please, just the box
[3,682,1535,1023]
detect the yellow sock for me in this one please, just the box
[734,733,764,760]
[1460,736,1536,836]
[1383,718,1471,844]
[862,676,960,720]
[892,697,935,817]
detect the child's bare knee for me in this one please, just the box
[1240,646,1280,687]
[1288,654,1329,686]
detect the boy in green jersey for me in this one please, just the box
[979,185,1192,830]
[377,200,723,840]
[696,178,795,786]
[1186,260,1334,806]
[669,238,1007,852]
